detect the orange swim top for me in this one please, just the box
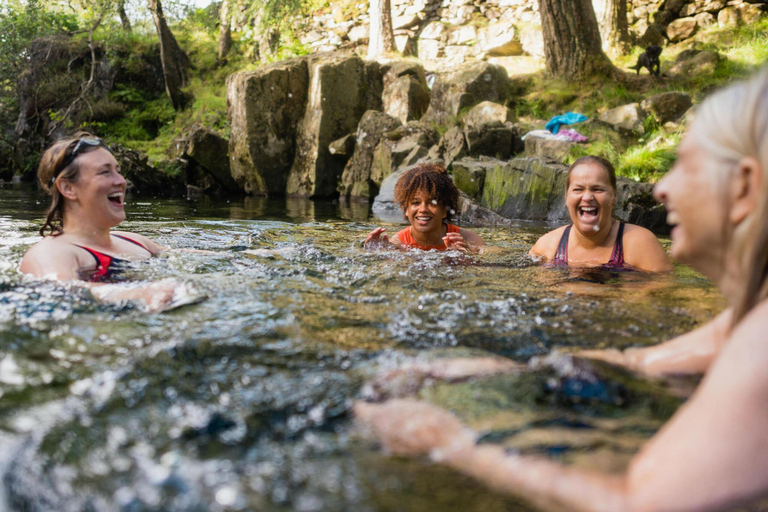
[396,224,460,251]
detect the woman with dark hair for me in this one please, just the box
[529,155,672,272]
[20,133,189,311]
[356,69,768,511]
[364,163,484,253]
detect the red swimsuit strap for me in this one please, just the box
[397,224,460,251]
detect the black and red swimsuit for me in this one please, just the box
[552,221,626,269]
[73,234,152,282]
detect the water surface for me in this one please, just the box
[0,186,725,511]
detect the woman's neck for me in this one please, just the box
[61,213,113,247]
[572,219,616,249]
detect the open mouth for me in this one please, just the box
[578,205,598,223]
[415,215,433,225]
[108,192,124,207]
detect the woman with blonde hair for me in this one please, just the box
[356,68,768,511]
[20,133,191,312]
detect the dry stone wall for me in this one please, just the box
[294,0,765,72]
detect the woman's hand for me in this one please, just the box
[443,232,473,253]
[90,279,205,313]
[354,399,475,460]
[364,227,390,249]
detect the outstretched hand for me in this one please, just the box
[354,399,475,460]
[443,232,471,253]
[364,227,391,249]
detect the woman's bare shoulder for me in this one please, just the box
[529,226,568,259]
[20,236,81,278]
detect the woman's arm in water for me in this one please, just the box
[356,309,768,511]
[578,308,731,376]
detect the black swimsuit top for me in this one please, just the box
[72,234,152,282]
[552,221,626,268]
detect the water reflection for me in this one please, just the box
[0,190,725,512]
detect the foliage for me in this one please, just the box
[617,144,676,183]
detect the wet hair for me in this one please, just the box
[38,132,104,237]
[394,163,460,223]
[692,68,768,328]
[566,155,617,193]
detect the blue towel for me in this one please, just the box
[545,112,588,134]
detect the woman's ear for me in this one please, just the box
[729,156,762,225]
[57,179,78,201]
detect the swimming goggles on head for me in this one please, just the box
[50,138,113,185]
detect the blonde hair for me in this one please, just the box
[37,132,101,237]
[692,68,768,327]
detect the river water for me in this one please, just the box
[0,186,725,512]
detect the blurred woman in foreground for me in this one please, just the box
[356,69,768,511]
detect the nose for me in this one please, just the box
[114,171,126,187]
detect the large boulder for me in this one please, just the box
[182,125,240,192]
[666,50,721,77]
[640,92,693,124]
[287,52,380,197]
[717,3,764,27]
[461,101,521,158]
[381,61,431,124]
[678,0,726,16]
[423,61,510,123]
[371,122,439,189]
[338,110,403,200]
[226,58,308,195]
[523,136,574,162]
[599,103,647,134]
[112,145,184,197]
[432,126,467,169]
[666,17,699,41]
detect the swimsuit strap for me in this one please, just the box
[397,224,459,251]
[71,244,116,280]
[553,225,571,265]
[111,233,151,254]
[607,221,626,267]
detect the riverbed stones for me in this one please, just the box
[423,61,510,123]
[640,91,693,124]
[227,58,308,195]
[599,103,647,134]
[287,52,372,197]
[339,110,403,200]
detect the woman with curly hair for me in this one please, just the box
[364,163,483,253]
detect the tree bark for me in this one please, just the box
[118,0,132,32]
[593,0,631,56]
[147,0,191,110]
[217,0,232,61]
[367,0,395,60]
[539,0,617,80]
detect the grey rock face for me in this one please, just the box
[226,58,308,195]
[339,110,403,200]
[287,52,374,197]
[523,136,574,162]
[183,125,240,192]
[423,61,510,123]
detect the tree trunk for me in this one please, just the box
[367,0,395,60]
[217,0,232,61]
[593,0,631,56]
[539,0,617,80]
[118,1,132,32]
[147,0,191,110]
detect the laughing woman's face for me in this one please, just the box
[566,163,616,237]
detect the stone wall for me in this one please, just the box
[294,0,765,72]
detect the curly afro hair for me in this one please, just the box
[394,163,459,222]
